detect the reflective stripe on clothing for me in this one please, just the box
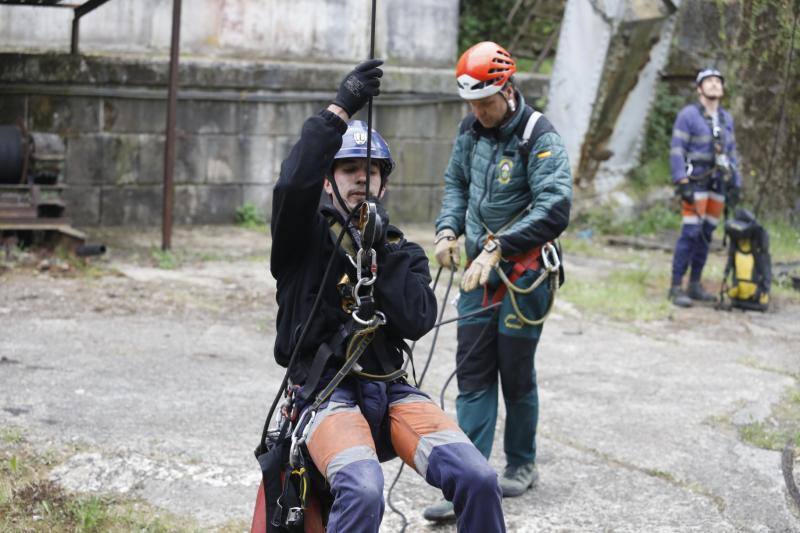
[681,193,725,226]
[672,129,690,141]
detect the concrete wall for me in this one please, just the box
[0,0,459,67]
[0,53,549,225]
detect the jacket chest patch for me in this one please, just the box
[497,158,514,185]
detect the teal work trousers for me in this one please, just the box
[454,268,551,466]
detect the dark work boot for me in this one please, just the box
[688,281,717,302]
[668,286,692,308]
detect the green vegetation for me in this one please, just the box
[0,430,221,533]
[150,248,179,270]
[572,204,681,237]
[559,263,673,321]
[619,205,682,236]
[458,0,560,71]
[235,203,267,229]
[629,157,671,195]
[54,246,106,278]
[764,217,800,263]
[738,384,800,451]
[640,83,687,164]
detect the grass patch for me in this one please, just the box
[0,430,203,532]
[0,427,23,444]
[763,217,800,263]
[618,204,681,236]
[629,156,671,195]
[235,203,267,230]
[54,246,107,278]
[150,248,179,270]
[559,263,673,321]
[573,203,681,238]
[737,384,800,451]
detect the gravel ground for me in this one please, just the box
[1,225,798,532]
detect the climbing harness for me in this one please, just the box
[493,241,561,326]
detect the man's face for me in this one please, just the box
[324,158,384,212]
[698,76,724,100]
[468,89,512,129]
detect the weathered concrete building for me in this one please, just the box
[0,0,547,225]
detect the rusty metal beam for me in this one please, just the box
[162,0,181,251]
[70,0,113,55]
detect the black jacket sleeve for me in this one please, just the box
[270,110,348,278]
[373,236,437,342]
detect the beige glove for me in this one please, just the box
[461,240,502,292]
[434,229,460,269]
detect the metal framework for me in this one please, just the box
[0,0,113,54]
[1,0,183,250]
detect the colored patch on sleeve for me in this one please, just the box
[536,150,551,159]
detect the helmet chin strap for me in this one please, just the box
[327,175,352,215]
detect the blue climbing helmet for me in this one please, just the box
[333,120,395,180]
[696,67,724,86]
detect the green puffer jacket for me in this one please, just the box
[435,92,573,260]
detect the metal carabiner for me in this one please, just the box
[353,309,386,328]
[541,242,561,273]
[356,247,378,287]
[290,409,315,468]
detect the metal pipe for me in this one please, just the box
[0,84,471,106]
[69,0,114,56]
[161,0,181,251]
[70,15,80,55]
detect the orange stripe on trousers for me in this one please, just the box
[306,411,375,477]
[389,401,460,469]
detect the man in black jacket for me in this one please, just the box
[269,59,505,532]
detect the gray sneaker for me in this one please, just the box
[668,286,693,308]
[499,462,538,498]
[422,498,455,522]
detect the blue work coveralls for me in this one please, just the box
[669,103,741,286]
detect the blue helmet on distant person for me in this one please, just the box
[696,67,724,86]
[334,120,395,179]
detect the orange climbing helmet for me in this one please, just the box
[455,41,517,100]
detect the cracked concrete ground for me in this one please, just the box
[1,225,798,532]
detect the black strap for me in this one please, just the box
[298,322,350,402]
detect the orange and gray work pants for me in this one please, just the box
[671,186,725,286]
[303,378,505,532]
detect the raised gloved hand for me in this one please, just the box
[677,180,694,204]
[434,229,460,269]
[460,240,502,292]
[333,59,384,117]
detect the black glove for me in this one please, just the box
[677,181,694,204]
[727,186,741,209]
[333,59,384,117]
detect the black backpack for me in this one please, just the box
[721,209,771,311]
